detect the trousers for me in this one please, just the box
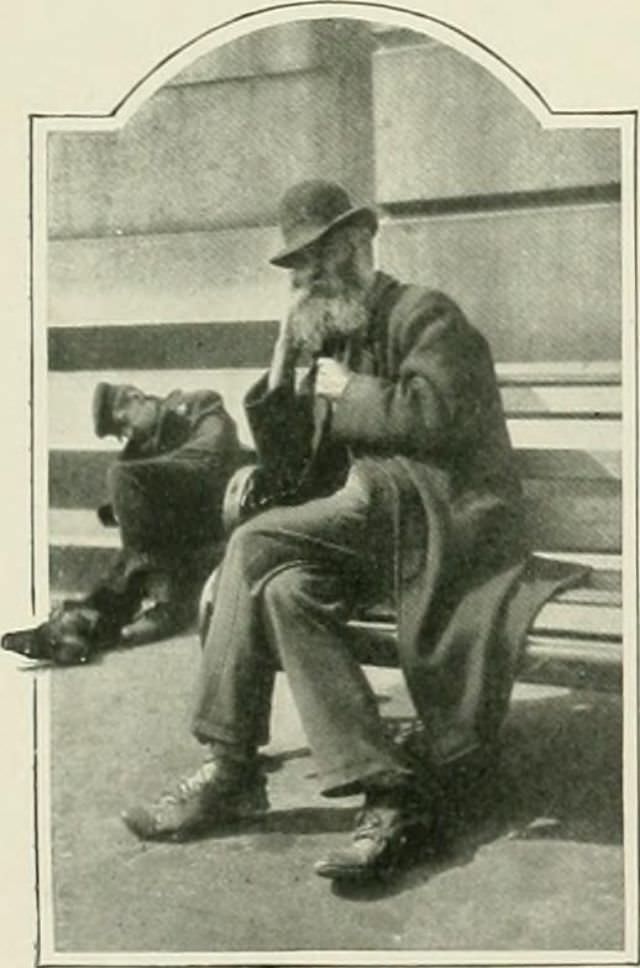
[191,466,409,796]
[109,456,225,557]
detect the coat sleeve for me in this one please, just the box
[330,290,469,459]
[166,411,240,468]
[244,372,315,484]
[123,392,241,469]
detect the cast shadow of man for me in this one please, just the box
[240,685,622,901]
[336,686,622,900]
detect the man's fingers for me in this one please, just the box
[314,358,350,399]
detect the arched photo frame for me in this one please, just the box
[7,1,639,965]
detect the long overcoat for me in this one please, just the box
[246,272,585,765]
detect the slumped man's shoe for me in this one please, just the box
[120,602,184,645]
[314,788,435,881]
[121,757,269,841]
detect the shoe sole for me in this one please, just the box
[122,793,270,842]
[314,819,433,881]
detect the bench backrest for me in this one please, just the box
[47,322,622,563]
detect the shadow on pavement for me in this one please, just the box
[175,685,623,905]
[324,686,623,902]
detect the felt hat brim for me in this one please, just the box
[270,205,378,268]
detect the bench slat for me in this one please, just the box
[346,623,622,692]
[501,384,620,418]
[48,369,622,452]
[495,360,621,385]
[508,419,621,451]
[522,479,620,553]
[516,450,621,480]
[352,593,622,643]
[519,637,622,691]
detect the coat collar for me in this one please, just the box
[363,271,401,353]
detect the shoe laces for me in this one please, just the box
[162,761,218,806]
[352,805,398,844]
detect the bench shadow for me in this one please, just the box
[156,687,622,903]
[490,687,622,846]
[330,687,623,901]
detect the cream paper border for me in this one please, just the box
[0,1,638,966]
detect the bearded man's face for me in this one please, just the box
[287,228,369,355]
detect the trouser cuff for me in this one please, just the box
[191,718,266,754]
[320,759,413,798]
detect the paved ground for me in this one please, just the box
[41,633,624,959]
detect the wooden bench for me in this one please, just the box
[219,360,623,693]
[343,360,623,693]
[48,337,622,691]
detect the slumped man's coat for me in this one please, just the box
[246,271,585,765]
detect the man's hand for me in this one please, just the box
[314,357,351,401]
[268,311,302,391]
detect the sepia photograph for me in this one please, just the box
[0,1,637,965]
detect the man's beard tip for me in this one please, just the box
[290,291,368,353]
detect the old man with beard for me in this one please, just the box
[122,180,582,881]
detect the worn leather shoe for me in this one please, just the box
[122,757,269,841]
[314,789,435,881]
[120,602,184,645]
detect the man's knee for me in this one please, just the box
[262,566,344,623]
[262,567,306,614]
[225,514,283,579]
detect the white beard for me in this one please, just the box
[288,290,369,355]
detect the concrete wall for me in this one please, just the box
[46,18,623,590]
[48,19,375,323]
[371,30,621,362]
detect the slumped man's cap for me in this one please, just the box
[92,382,136,438]
[270,179,378,268]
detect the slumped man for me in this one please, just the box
[123,180,581,880]
[88,381,245,644]
[2,381,246,664]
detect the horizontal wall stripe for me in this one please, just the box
[48,323,279,371]
[50,451,114,508]
[380,184,621,219]
[49,545,120,594]
[48,506,622,599]
[378,207,621,363]
[47,476,621,556]
[372,42,620,203]
[47,318,623,386]
[47,227,288,325]
[47,368,622,452]
[46,503,622,585]
[49,509,120,548]
[44,506,621,564]
[49,447,623,510]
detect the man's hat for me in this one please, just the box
[92,382,134,438]
[270,179,378,268]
